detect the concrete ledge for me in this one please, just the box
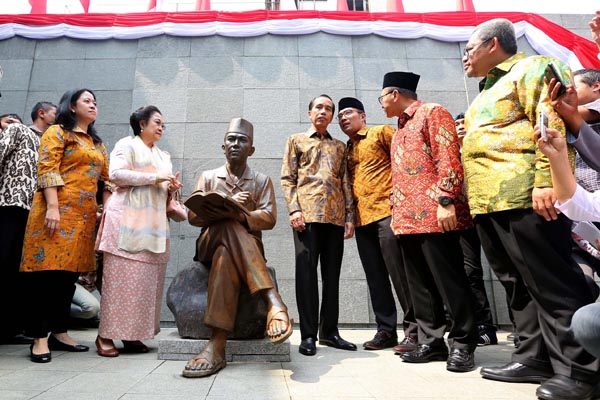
[158,331,291,362]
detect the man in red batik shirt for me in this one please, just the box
[379,71,476,373]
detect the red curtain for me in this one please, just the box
[337,0,349,12]
[80,0,91,13]
[386,0,404,12]
[456,0,475,12]
[29,0,47,14]
[195,0,211,11]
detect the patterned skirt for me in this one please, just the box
[98,253,167,340]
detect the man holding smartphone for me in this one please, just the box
[462,18,599,400]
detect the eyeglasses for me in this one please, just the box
[336,109,355,120]
[463,37,493,58]
[378,90,394,105]
[153,119,166,130]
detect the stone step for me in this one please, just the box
[158,331,291,362]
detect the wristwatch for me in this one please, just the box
[438,196,454,206]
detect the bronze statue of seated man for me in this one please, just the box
[182,117,292,378]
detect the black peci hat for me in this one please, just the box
[338,97,365,112]
[382,71,420,92]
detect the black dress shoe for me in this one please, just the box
[30,344,51,363]
[363,330,398,350]
[48,334,89,352]
[446,348,475,372]
[480,361,553,383]
[400,343,448,363]
[536,374,600,400]
[319,335,357,351]
[299,338,317,356]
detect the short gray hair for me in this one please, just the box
[473,18,517,55]
[574,68,600,86]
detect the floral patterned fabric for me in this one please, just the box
[346,124,395,227]
[98,253,166,340]
[0,123,40,210]
[390,101,472,235]
[281,129,354,226]
[20,125,109,273]
[463,53,575,216]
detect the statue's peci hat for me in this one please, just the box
[226,117,253,140]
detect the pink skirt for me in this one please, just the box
[98,253,167,340]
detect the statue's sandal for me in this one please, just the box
[182,355,226,378]
[266,306,294,345]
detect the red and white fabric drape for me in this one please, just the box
[29,0,46,13]
[456,0,475,12]
[30,0,91,13]
[80,0,91,13]
[147,0,166,12]
[2,11,598,69]
[387,0,404,12]
[195,0,211,11]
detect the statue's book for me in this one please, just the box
[183,190,251,217]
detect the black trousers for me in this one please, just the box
[355,216,417,338]
[459,227,495,328]
[400,231,477,351]
[0,206,29,339]
[475,209,599,382]
[294,223,344,340]
[24,270,80,339]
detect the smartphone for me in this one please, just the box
[538,109,549,142]
[544,63,567,97]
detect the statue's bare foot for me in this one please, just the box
[266,305,294,344]
[182,341,226,378]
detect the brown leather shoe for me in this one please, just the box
[393,337,417,354]
[95,336,119,357]
[363,330,398,350]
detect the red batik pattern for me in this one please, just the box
[390,101,472,235]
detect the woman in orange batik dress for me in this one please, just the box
[20,88,110,363]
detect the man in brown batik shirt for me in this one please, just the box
[281,94,355,356]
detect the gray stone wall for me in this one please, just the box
[0,13,593,329]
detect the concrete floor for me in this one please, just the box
[0,328,539,400]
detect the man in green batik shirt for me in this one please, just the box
[462,18,599,400]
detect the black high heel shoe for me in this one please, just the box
[30,344,51,363]
[48,334,89,352]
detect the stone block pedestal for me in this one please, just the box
[166,261,279,340]
[158,331,291,362]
